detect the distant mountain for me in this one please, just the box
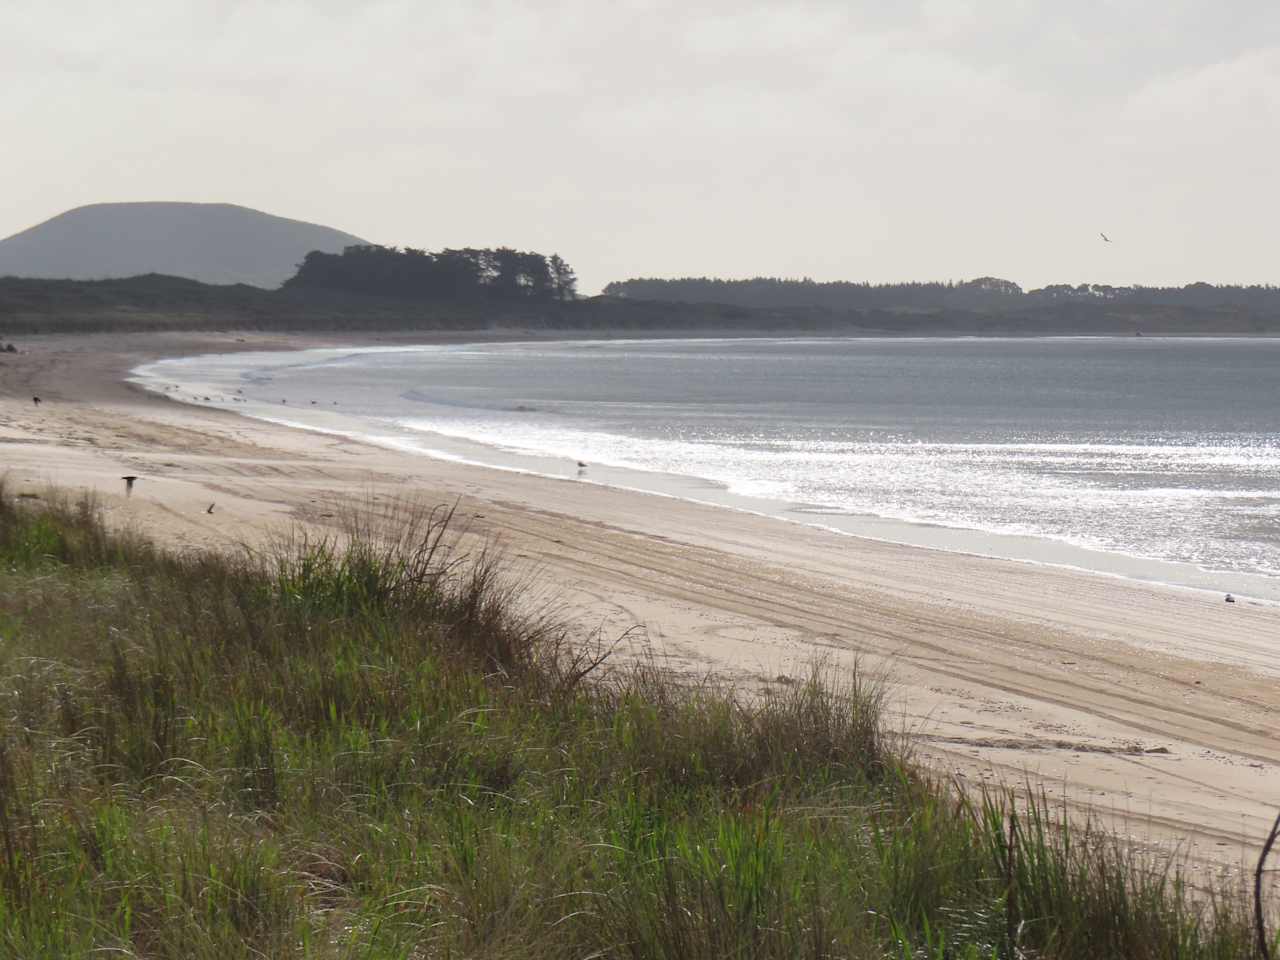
[0,202,369,288]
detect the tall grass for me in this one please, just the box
[0,482,1264,957]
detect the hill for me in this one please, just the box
[0,202,368,288]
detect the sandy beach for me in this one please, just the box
[2,330,1277,878]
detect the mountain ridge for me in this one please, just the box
[0,201,368,288]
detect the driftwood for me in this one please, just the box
[1256,809,1280,959]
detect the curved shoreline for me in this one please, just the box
[3,329,1279,876]
[133,340,1280,604]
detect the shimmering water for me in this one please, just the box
[137,337,1280,593]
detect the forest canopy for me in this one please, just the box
[603,276,1280,313]
[286,245,577,302]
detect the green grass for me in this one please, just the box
[0,481,1264,958]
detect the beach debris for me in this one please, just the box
[206,503,216,514]
[31,396,40,406]
[1100,231,1111,242]
[1225,593,1236,603]
[121,475,138,497]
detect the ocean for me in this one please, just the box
[135,337,1280,600]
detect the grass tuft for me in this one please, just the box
[0,482,1264,957]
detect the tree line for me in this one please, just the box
[286,245,577,302]
[603,276,1280,313]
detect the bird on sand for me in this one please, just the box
[32,397,40,406]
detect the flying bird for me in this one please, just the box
[1100,232,1111,242]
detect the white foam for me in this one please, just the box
[131,337,1280,601]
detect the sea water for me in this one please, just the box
[135,337,1280,599]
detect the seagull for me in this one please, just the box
[1100,232,1111,243]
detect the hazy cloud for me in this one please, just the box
[3,0,1277,291]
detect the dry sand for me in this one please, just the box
[2,330,1277,880]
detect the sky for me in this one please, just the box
[4,0,1278,294]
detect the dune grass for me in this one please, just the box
[0,482,1264,958]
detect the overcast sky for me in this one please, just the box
[4,1,1278,293]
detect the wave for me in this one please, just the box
[133,336,1280,595]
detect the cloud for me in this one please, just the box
[2,0,1278,289]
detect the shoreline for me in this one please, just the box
[134,338,1280,605]
[2,329,1279,875]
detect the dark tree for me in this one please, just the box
[519,251,554,301]
[549,254,577,301]
[601,275,1280,314]
[284,244,576,304]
